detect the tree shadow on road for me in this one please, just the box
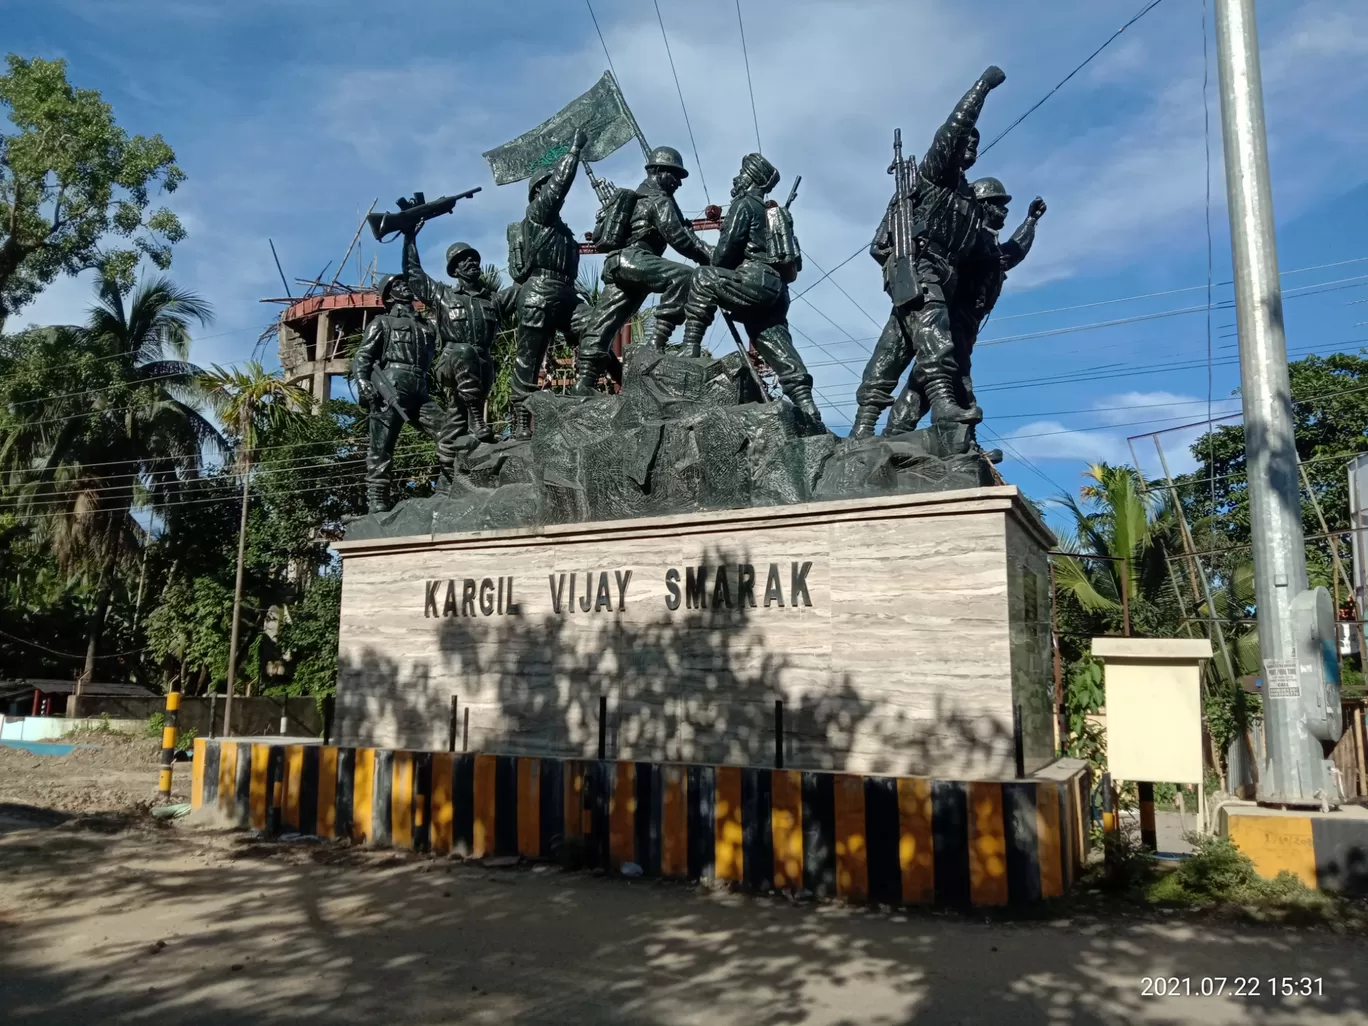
[0,822,1364,1026]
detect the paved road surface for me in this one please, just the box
[0,810,1364,1026]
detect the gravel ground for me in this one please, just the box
[0,732,188,815]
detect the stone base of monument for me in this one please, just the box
[333,485,1055,780]
[189,736,1091,907]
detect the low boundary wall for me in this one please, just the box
[192,738,1090,907]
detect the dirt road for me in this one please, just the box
[1,809,1365,1026]
[0,734,188,813]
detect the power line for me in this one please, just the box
[583,0,622,86]
[980,0,1170,155]
[793,243,867,301]
[801,252,883,330]
[976,274,1368,348]
[1201,0,1216,515]
[735,0,762,153]
[14,370,1368,513]
[0,626,150,661]
[651,0,711,204]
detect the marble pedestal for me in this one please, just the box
[332,485,1056,779]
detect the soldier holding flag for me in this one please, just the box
[482,72,649,438]
[504,127,589,440]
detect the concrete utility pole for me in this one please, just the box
[1215,0,1340,806]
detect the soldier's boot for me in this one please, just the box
[466,400,495,443]
[650,318,679,352]
[569,350,607,398]
[849,404,881,440]
[435,459,456,496]
[785,384,823,424]
[680,319,708,359]
[366,485,390,515]
[924,375,982,425]
[511,402,533,441]
[446,403,469,439]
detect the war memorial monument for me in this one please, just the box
[329,66,1062,783]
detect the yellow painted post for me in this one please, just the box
[157,685,181,797]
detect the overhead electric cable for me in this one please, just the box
[583,0,623,85]
[652,0,711,204]
[980,0,1170,155]
[735,0,763,153]
[1201,0,1217,513]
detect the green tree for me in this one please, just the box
[0,55,186,327]
[1178,352,1368,602]
[200,362,312,729]
[0,271,219,688]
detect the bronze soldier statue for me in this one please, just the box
[352,274,452,513]
[402,229,518,444]
[850,66,1007,440]
[679,152,821,422]
[885,178,1046,434]
[573,146,714,395]
[508,127,589,439]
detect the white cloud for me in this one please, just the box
[1003,389,1244,476]
[1092,390,1242,427]
[1002,419,1133,465]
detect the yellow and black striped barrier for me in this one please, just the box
[157,687,181,797]
[190,738,1091,907]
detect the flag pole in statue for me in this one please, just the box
[481,71,650,186]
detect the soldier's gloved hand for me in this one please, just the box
[1028,197,1047,220]
[699,243,715,266]
[982,66,1007,89]
[405,218,425,238]
[571,127,589,152]
[356,380,377,405]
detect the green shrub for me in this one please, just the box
[1145,835,1330,911]
[145,712,197,753]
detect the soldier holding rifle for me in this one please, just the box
[678,153,822,423]
[851,66,1008,439]
[352,274,451,514]
[401,226,518,445]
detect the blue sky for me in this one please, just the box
[9,0,1368,516]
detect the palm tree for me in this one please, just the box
[0,271,221,701]
[201,362,312,734]
[1051,463,1180,631]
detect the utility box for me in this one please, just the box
[1092,638,1213,785]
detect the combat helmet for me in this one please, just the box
[971,177,1012,204]
[645,145,690,178]
[377,273,403,304]
[445,241,481,277]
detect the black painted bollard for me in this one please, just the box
[774,699,784,769]
[597,695,607,760]
[1138,781,1157,850]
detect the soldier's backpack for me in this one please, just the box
[590,186,639,252]
[765,203,803,283]
[506,221,532,284]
